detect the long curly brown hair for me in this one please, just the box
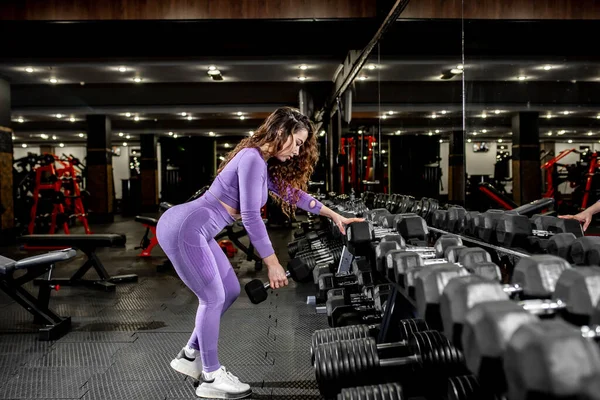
[217,107,319,215]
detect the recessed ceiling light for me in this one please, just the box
[187,115,193,121]
[224,143,230,148]
[55,114,63,119]
[52,135,57,140]
[431,114,437,119]
[559,130,566,135]
[208,69,221,76]
[435,130,440,133]
[49,78,58,84]
[457,64,464,70]
[428,132,433,136]
[240,116,246,120]
[494,110,501,114]
[118,67,127,72]
[299,65,308,70]
[381,115,387,119]
[133,77,143,83]
[451,68,463,74]
[568,139,573,143]
[41,134,48,139]
[439,139,443,143]
[209,132,215,136]
[482,129,488,133]
[208,65,217,71]
[547,131,553,136]
[543,65,552,71]
[237,111,243,116]
[59,143,65,147]
[588,131,594,136]
[388,111,394,115]
[467,138,472,143]
[597,114,600,119]
[546,114,553,118]
[21,143,27,148]
[498,139,503,143]
[119,132,124,137]
[134,116,140,121]
[126,135,131,139]
[25,67,34,73]
[395,131,401,135]
[125,113,131,117]
[297,76,307,81]
[70,117,75,122]
[367,64,376,70]
[78,133,85,137]
[562,111,570,115]
[441,110,448,114]
[359,75,367,80]
[518,76,528,81]
[168,132,173,136]
[173,134,178,138]
[17,117,24,123]
[481,113,487,118]
[123,142,128,146]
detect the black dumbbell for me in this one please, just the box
[313,330,466,398]
[244,258,310,304]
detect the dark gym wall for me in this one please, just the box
[401,0,600,19]
[0,79,14,237]
[388,135,440,199]
[0,0,376,20]
[160,136,215,204]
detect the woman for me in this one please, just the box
[156,107,363,399]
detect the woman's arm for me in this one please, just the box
[559,200,600,231]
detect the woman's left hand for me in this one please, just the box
[331,214,365,235]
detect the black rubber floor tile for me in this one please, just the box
[167,383,272,400]
[82,377,181,400]
[32,342,128,367]
[0,366,104,399]
[102,351,187,381]
[55,331,138,343]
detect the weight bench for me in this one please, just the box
[215,221,264,271]
[0,248,76,340]
[17,234,137,292]
[134,216,160,257]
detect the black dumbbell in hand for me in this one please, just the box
[244,259,310,304]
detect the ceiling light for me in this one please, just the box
[181,112,187,116]
[173,134,178,138]
[59,143,64,147]
[297,76,307,81]
[118,132,124,137]
[123,142,128,146]
[21,143,27,148]
[25,67,34,73]
[208,65,217,71]
[494,110,501,114]
[482,129,487,133]
[518,76,528,81]
[299,65,308,70]
[562,111,570,115]
[17,117,24,123]
[568,139,573,143]
[187,115,192,121]
[125,113,131,117]
[451,68,463,74]
[597,115,600,119]
[224,143,230,148]
[498,139,503,143]
[319,131,325,137]
[382,150,387,154]
[387,111,394,115]
[481,113,487,118]
[467,138,472,143]
[134,116,140,121]
[49,78,58,84]
[133,77,143,83]
[381,115,387,119]
[395,131,401,135]
[432,114,437,119]
[55,114,63,119]
[439,139,443,143]
[69,117,75,122]
[547,131,553,136]
[41,134,48,139]
[78,133,85,137]
[240,116,246,120]
[543,65,552,71]
[237,111,243,116]
[472,132,478,136]
[358,130,363,134]
[457,64,464,70]
[12,135,15,140]
[588,131,594,136]
[546,114,553,119]
[126,135,131,139]
[209,132,215,136]
[435,130,440,133]
[249,131,254,136]
[428,132,433,136]
[168,132,173,136]
[558,130,565,135]
[359,75,367,80]
[118,66,127,72]
[52,135,57,140]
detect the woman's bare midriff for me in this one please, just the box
[218,199,242,220]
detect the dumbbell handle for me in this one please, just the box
[380,354,422,368]
[262,270,292,290]
[518,298,567,315]
[502,283,523,296]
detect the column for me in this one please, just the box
[540,141,555,198]
[140,134,158,212]
[448,130,466,206]
[0,78,14,241]
[86,115,114,223]
[512,112,541,205]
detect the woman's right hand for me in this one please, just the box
[559,210,593,231]
[267,263,289,289]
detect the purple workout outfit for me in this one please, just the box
[156,147,323,372]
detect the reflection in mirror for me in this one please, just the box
[463,9,600,217]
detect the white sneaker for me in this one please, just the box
[196,366,252,399]
[170,346,202,380]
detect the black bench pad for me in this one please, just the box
[18,234,126,247]
[135,216,158,226]
[0,249,76,275]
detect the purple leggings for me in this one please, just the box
[156,193,241,373]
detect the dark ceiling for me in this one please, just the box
[3,18,600,146]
